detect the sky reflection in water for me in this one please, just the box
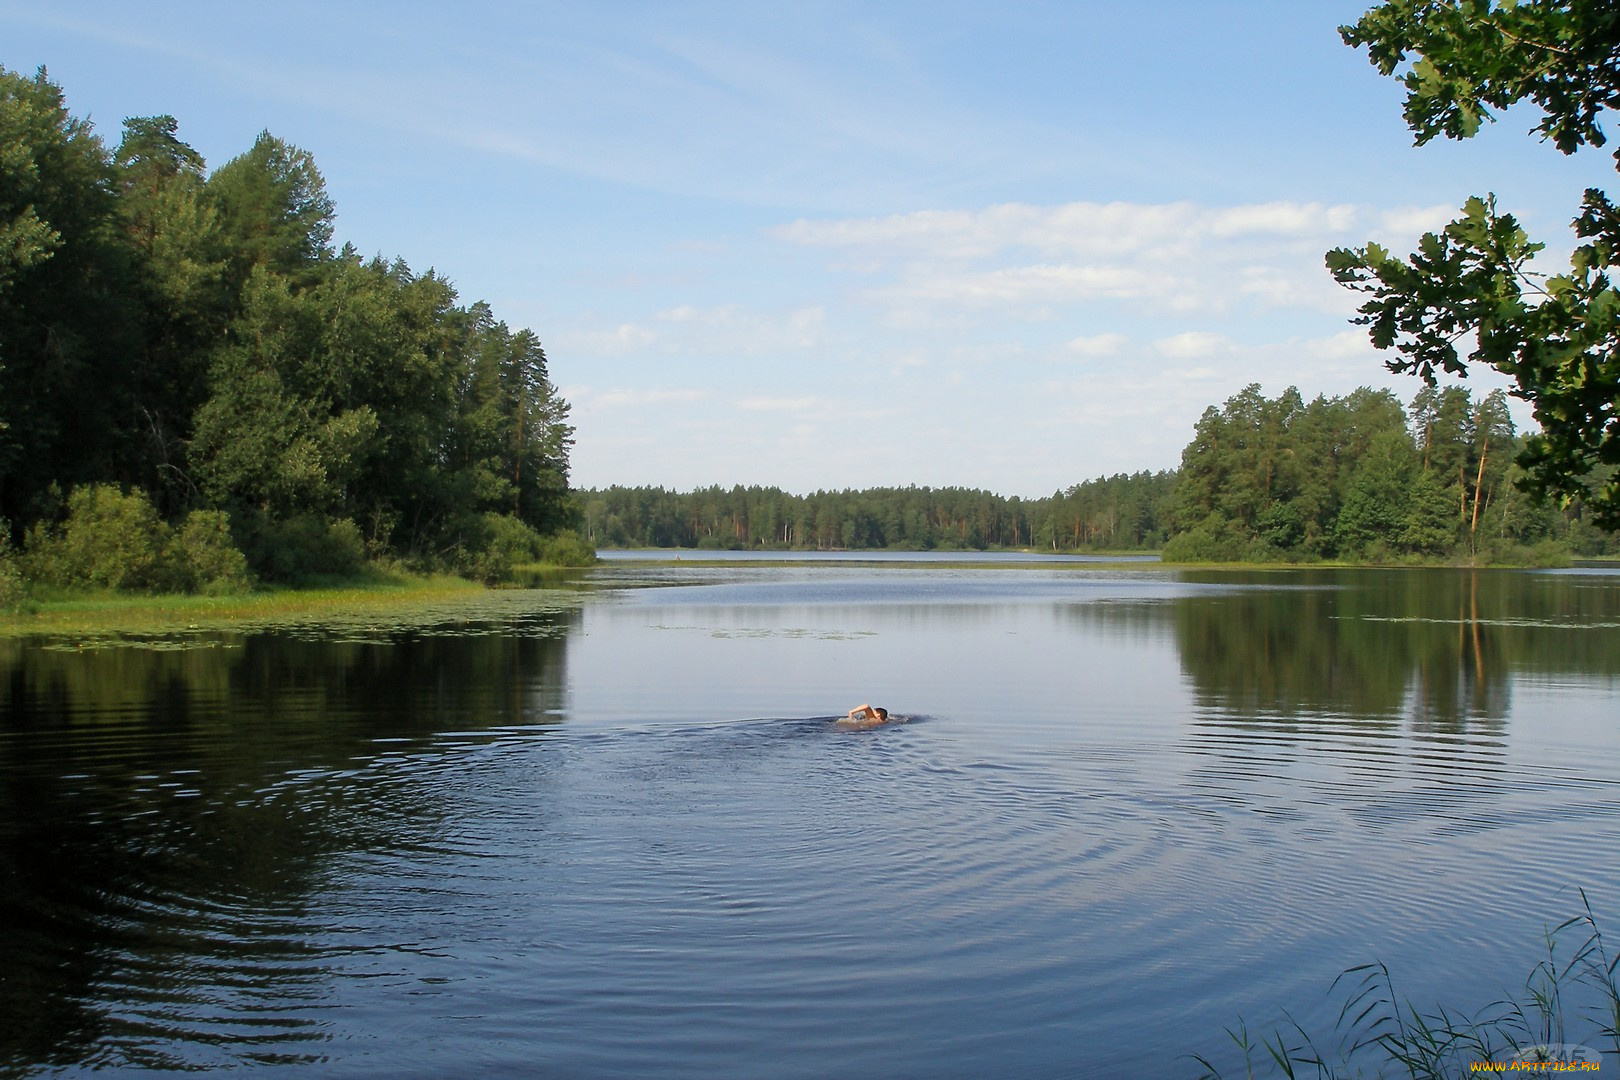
[1,563,1617,1077]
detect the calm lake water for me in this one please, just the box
[2,559,1618,1078]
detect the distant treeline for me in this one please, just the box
[0,66,582,595]
[578,474,1176,552]
[580,382,1617,561]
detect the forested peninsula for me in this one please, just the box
[1,66,585,613]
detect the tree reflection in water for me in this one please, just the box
[0,610,575,1071]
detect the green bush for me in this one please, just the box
[483,512,545,565]
[1529,538,1576,567]
[173,510,253,594]
[456,516,595,580]
[535,529,597,567]
[242,513,368,583]
[1472,537,1574,568]
[18,485,256,595]
[24,484,183,591]
[0,523,24,612]
[452,513,540,582]
[1163,514,1246,562]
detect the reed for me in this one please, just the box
[1193,892,1620,1078]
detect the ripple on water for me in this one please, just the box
[5,694,1619,1077]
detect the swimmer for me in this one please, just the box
[835,704,889,729]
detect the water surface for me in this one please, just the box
[2,562,1617,1077]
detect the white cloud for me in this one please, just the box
[888,263,1175,307]
[775,199,1388,261]
[1375,205,1459,239]
[559,323,660,357]
[1207,202,1359,238]
[1154,331,1235,358]
[774,198,1441,323]
[561,197,1478,492]
[1065,332,1129,357]
[1235,264,1354,312]
[565,200,1498,492]
[654,304,826,353]
[774,201,1168,258]
[735,396,819,411]
[583,388,711,409]
[557,305,826,362]
[1305,329,1381,362]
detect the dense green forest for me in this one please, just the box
[579,473,1176,552]
[0,66,583,600]
[1167,383,1614,562]
[582,382,1616,561]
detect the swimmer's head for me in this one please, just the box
[875,708,888,721]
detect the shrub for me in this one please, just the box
[535,529,597,567]
[0,523,24,612]
[456,516,595,580]
[1529,538,1575,568]
[1163,514,1248,562]
[173,510,253,594]
[327,518,367,570]
[17,486,256,595]
[452,513,540,582]
[238,512,368,583]
[483,512,545,565]
[23,484,183,591]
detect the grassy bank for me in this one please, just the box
[0,573,507,638]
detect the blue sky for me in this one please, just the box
[5,2,1612,495]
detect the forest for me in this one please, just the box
[579,474,1175,553]
[582,382,1616,561]
[0,65,582,599]
[5,62,1616,611]
[1166,383,1614,562]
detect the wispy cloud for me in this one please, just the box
[735,396,820,411]
[1154,331,1235,358]
[581,388,711,409]
[563,305,826,359]
[558,324,660,357]
[888,263,1171,307]
[773,198,1451,322]
[772,199,1438,260]
[1065,332,1129,357]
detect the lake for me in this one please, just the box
[2,559,1618,1078]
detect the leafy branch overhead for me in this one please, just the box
[1328,1,1620,528]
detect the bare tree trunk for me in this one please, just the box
[1469,438,1489,543]
[513,407,523,518]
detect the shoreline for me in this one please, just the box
[6,555,1616,639]
[0,574,496,638]
[592,545,1613,571]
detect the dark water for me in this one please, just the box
[2,564,1618,1077]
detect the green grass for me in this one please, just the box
[0,572,496,637]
